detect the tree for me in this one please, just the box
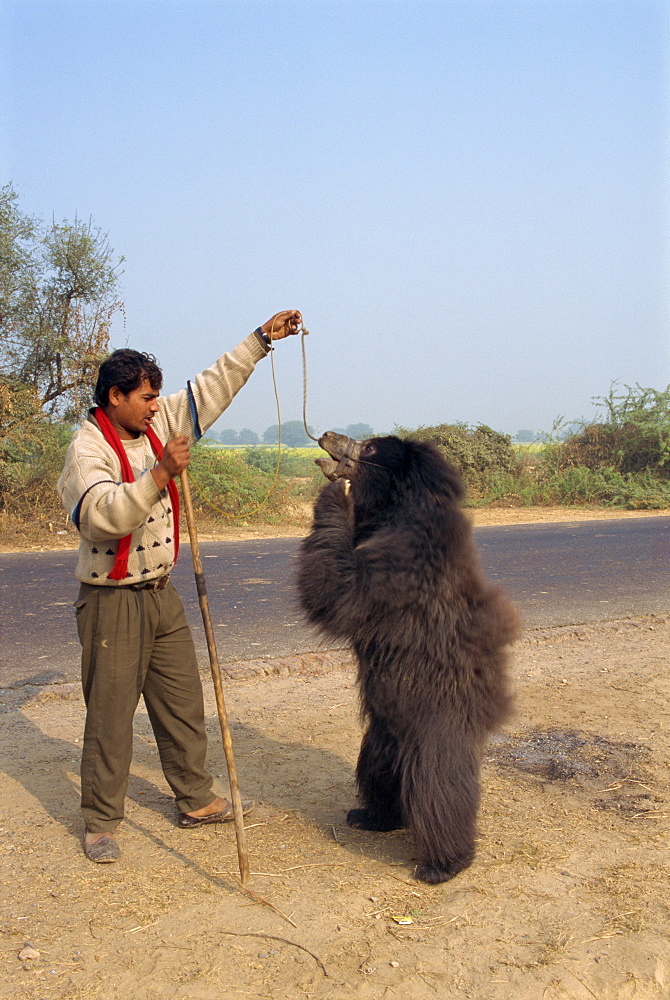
[0,184,124,449]
[281,421,314,447]
[263,421,313,447]
[217,428,239,445]
[238,427,259,445]
[346,423,374,439]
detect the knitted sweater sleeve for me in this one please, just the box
[153,331,269,443]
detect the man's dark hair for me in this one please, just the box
[94,349,163,406]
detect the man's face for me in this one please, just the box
[106,378,160,439]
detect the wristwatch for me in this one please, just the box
[255,327,273,348]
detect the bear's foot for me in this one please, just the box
[415,855,473,884]
[346,808,403,832]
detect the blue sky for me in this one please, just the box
[3,0,668,438]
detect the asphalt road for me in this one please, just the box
[1,517,669,691]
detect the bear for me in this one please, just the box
[297,431,519,884]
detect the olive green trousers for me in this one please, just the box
[75,581,215,833]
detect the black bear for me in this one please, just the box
[297,431,518,883]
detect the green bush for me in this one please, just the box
[0,429,323,534]
[522,464,670,509]
[187,445,294,521]
[395,404,670,510]
[3,384,670,540]
[557,384,670,476]
[395,423,517,497]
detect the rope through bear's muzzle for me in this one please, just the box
[334,437,358,476]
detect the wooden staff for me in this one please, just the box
[179,469,250,884]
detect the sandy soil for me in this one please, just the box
[1,609,668,999]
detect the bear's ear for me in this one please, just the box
[405,440,465,501]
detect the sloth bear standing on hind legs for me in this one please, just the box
[297,432,519,884]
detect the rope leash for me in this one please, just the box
[300,340,389,471]
[187,319,318,519]
[301,327,319,442]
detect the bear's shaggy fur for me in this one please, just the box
[297,432,519,883]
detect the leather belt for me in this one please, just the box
[131,575,171,591]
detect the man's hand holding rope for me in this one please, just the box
[260,309,303,341]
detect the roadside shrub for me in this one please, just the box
[557,384,670,476]
[524,464,670,509]
[187,445,294,522]
[3,382,670,546]
[396,423,517,497]
[0,420,72,520]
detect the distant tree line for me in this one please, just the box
[209,422,376,448]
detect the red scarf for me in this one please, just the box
[93,407,180,581]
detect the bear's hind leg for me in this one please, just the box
[402,730,480,884]
[347,716,404,832]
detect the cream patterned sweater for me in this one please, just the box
[57,331,269,586]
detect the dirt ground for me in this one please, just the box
[1,509,669,999]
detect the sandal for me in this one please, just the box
[84,836,120,863]
[177,799,254,828]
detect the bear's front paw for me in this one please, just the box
[315,479,352,515]
[324,478,349,500]
[346,808,403,832]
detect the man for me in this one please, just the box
[57,310,301,862]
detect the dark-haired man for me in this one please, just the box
[57,311,301,862]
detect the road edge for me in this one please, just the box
[2,611,667,710]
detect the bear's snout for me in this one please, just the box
[317,431,364,481]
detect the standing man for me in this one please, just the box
[57,310,301,862]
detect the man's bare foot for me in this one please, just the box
[184,796,228,819]
[177,796,254,828]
